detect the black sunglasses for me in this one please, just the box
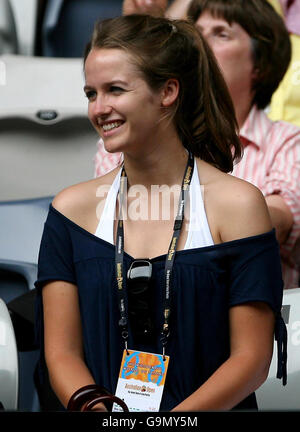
[127,259,155,342]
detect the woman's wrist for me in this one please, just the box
[81,400,107,412]
[67,384,112,411]
[67,384,129,412]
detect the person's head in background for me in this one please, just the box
[84,14,242,173]
[187,0,291,127]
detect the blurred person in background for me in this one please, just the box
[267,0,300,128]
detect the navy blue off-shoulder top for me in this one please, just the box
[35,205,287,411]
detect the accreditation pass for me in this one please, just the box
[113,349,170,412]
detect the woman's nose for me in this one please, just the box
[92,95,112,117]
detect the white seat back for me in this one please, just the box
[256,287,300,410]
[0,0,18,55]
[0,54,98,200]
[0,298,18,410]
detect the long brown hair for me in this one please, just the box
[84,14,242,173]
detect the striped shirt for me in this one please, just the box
[94,141,122,178]
[234,106,300,289]
[94,106,300,289]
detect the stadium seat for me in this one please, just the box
[0,298,18,411]
[0,196,52,278]
[256,287,300,410]
[0,196,53,412]
[41,0,123,58]
[0,0,18,55]
[0,54,97,201]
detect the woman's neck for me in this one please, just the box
[231,87,254,129]
[123,139,189,190]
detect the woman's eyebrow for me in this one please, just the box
[197,23,231,32]
[83,84,94,92]
[84,80,129,91]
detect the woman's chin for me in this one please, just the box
[102,141,125,154]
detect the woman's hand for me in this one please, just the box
[123,0,168,17]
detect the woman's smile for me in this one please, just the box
[99,120,125,136]
[84,48,164,154]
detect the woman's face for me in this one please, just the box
[196,11,256,104]
[84,48,164,155]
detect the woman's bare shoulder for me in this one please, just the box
[51,168,120,228]
[197,159,272,242]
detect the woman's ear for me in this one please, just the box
[161,78,180,107]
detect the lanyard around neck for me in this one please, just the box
[115,152,194,356]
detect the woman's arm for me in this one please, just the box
[122,0,168,16]
[265,194,293,244]
[42,280,107,411]
[165,0,193,19]
[172,301,275,411]
[122,0,192,19]
[171,178,275,411]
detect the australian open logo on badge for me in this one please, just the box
[113,349,170,412]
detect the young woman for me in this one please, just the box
[35,15,287,412]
